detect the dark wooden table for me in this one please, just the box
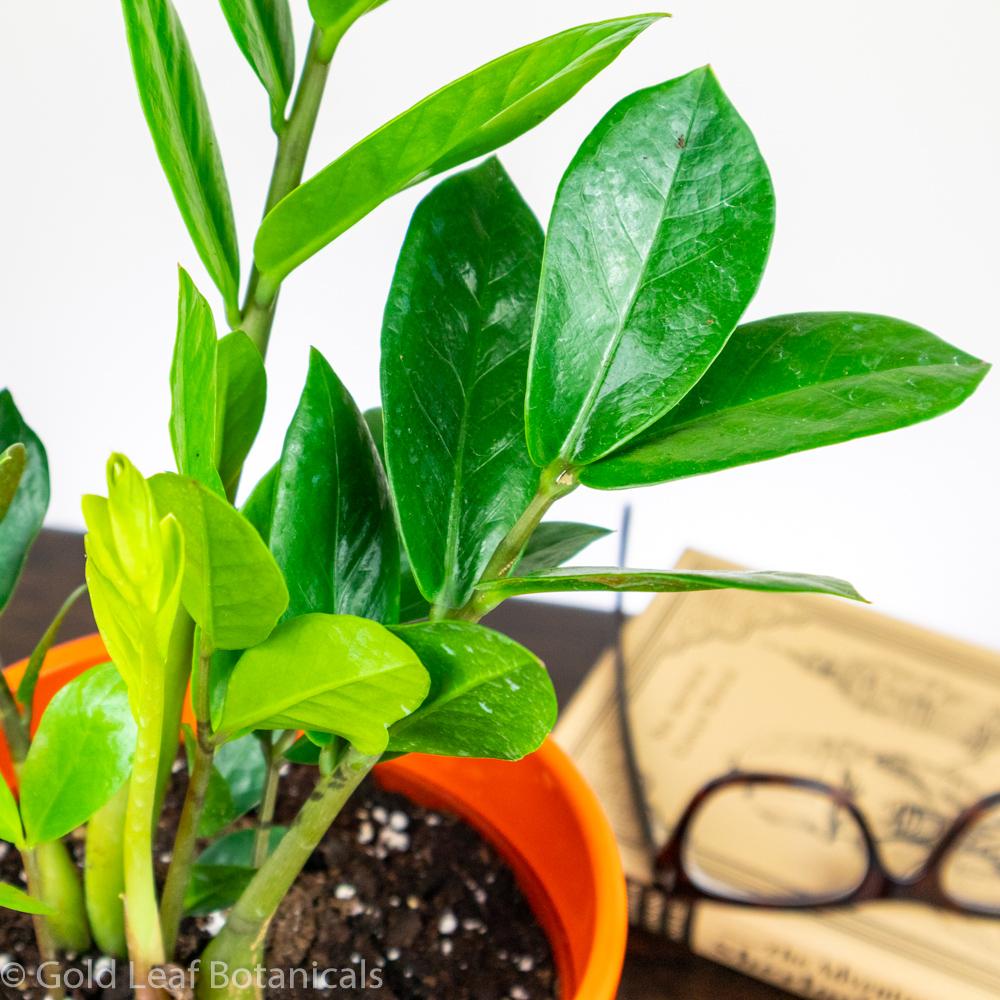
[1,530,792,1000]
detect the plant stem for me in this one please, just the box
[437,461,578,622]
[85,783,129,957]
[33,839,91,953]
[22,848,65,1000]
[160,639,215,957]
[240,22,344,356]
[195,748,377,999]
[123,651,169,999]
[252,731,295,869]
[0,669,29,763]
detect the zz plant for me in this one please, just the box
[0,2,989,998]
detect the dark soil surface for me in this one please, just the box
[0,763,557,999]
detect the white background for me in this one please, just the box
[1,1,997,647]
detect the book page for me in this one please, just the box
[556,551,1000,999]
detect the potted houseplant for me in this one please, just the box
[0,1,989,998]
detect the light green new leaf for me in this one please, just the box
[82,454,185,694]
[526,66,775,467]
[382,159,542,610]
[219,0,295,130]
[0,882,54,917]
[122,0,240,312]
[514,522,611,575]
[218,614,429,754]
[476,567,866,611]
[185,826,285,915]
[253,14,663,287]
[388,622,556,760]
[170,268,224,495]
[309,0,388,30]
[0,775,23,847]
[20,663,137,846]
[216,331,267,500]
[0,442,26,522]
[253,350,398,623]
[16,583,88,724]
[149,473,288,649]
[582,313,992,488]
[0,392,49,613]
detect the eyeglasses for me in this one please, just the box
[652,771,1000,915]
[610,508,1000,924]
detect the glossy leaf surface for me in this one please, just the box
[0,775,23,847]
[216,331,267,499]
[382,160,542,609]
[185,827,285,915]
[0,882,54,916]
[514,521,611,575]
[254,349,398,622]
[20,663,137,846]
[308,0,388,30]
[219,0,295,129]
[218,613,429,754]
[0,443,26,522]
[388,623,556,759]
[583,313,992,488]
[122,0,240,310]
[526,66,775,467]
[170,269,224,495]
[477,566,866,606]
[149,473,288,649]
[254,15,662,285]
[0,392,49,613]
[182,731,266,838]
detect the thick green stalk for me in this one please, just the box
[240,22,344,356]
[22,848,66,1000]
[160,640,215,957]
[195,748,377,999]
[252,731,295,869]
[85,784,129,957]
[33,840,91,953]
[438,461,578,622]
[156,614,195,819]
[124,654,168,999]
[0,670,29,763]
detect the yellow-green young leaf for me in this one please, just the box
[170,269,224,495]
[218,614,429,755]
[121,0,240,312]
[308,0,389,30]
[388,622,556,760]
[216,331,267,501]
[526,67,775,467]
[0,882,54,917]
[253,15,663,288]
[20,664,137,847]
[149,473,288,650]
[219,0,295,130]
[0,442,26,522]
[0,392,49,613]
[0,775,24,848]
[82,454,185,694]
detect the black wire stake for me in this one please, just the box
[612,505,661,864]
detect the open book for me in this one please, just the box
[555,551,1000,1000]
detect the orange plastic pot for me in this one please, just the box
[1,634,627,1000]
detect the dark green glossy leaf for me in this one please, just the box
[20,663,137,846]
[0,391,49,613]
[170,269,224,495]
[253,15,663,287]
[0,882,54,916]
[216,331,267,500]
[182,730,266,838]
[526,66,775,467]
[362,407,385,465]
[476,566,866,608]
[0,773,23,847]
[382,159,542,610]
[217,613,429,755]
[122,0,240,312]
[398,560,429,624]
[583,313,992,488]
[284,735,321,765]
[388,622,556,760]
[514,521,611,575]
[185,826,286,915]
[149,473,288,649]
[255,349,398,622]
[0,442,26,522]
[219,0,295,130]
[17,584,88,721]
